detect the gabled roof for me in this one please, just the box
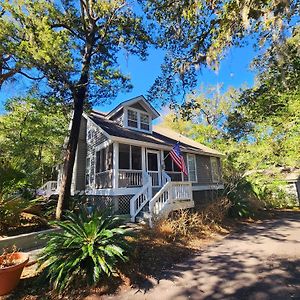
[88,111,224,157]
[106,95,160,120]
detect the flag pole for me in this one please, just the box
[163,141,180,161]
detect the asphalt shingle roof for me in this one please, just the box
[89,111,223,157]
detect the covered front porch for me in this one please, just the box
[85,141,194,223]
[90,142,187,193]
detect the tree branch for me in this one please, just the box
[51,24,85,41]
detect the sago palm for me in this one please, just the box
[38,206,130,292]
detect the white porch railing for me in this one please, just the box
[119,170,143,187]
[37,181,58,198]
[149,181,193,227]
[130,172,152,222]
[95,170,113,188]
[148,171,160,187]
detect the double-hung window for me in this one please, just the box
[187,154,197,182]
[127,109,151,132]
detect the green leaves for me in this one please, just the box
[143,0,298,103]
[38,206,130,293]
[0,96,68,191]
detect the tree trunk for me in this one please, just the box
[55,25,95,219]
[56,94,84,219]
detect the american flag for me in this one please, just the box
[170,142,188,176]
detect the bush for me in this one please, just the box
[0,195,42,233]
[201,197,232,223]
[38,206,130,293]
[226,179,258,218]
[250,175,298,209]
[155,198,231,241]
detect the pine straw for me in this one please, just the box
[153,197,232,244]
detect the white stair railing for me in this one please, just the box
[37,181,58,198]
[162,170,171,184]
[130,172,152,222]
[149,181,193,227]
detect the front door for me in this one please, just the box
[146,150,161,187]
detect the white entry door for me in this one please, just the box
[146,150,161,187]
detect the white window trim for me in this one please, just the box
[124,107,152,133]
[140,112,150,131]
[127,108,138,129]
[187,154,197,183]
[210,157,220,183]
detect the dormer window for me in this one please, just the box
[128,109,138,128]
[140,113,150,131]
[126,108,151,132]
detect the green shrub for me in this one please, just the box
[251,179,298,209]
[0,194,40,233]
[38,206,130,293]
[226,180,258,218]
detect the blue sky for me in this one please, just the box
[0,44,257,114]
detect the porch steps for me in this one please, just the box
[135,187,162,223]
[135,203,151,223]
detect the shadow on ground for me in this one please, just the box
[7,211,300,300]
[102,210,300,300]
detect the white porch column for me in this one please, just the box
[112,142,119,189]
[141,147,146,172]
[141,147,146,185]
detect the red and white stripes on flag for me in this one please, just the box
[170,142,188,176]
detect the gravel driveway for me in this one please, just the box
[100,211,300,300]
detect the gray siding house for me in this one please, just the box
[57,96,224,224]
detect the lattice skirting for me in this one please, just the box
[86,195,133,215]
[192,190,221,209]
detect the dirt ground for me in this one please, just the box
[95,210,300,300]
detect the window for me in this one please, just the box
[119,144,142,170]
[85,157,91,185]
[127,109,138,128]
[211,157,220,182]
[87,128,94,141]
[140,113,150,131]
[126,109,151,132]
[187,154,197,182]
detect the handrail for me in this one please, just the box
[149,181,192,227]
[162,170,171,184]
[37,181,58,197]
[129,172,152,222]
[149,181,172,227]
